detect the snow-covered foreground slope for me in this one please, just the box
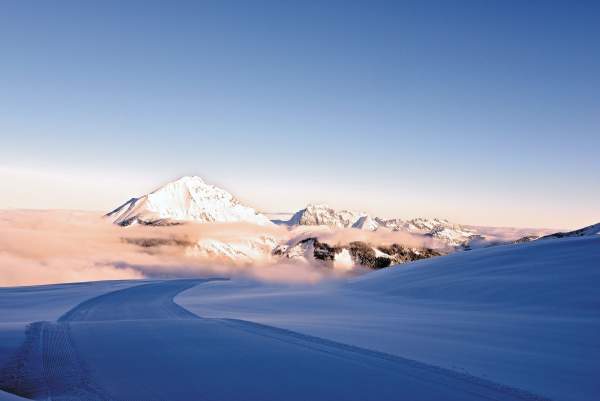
[0,280,537,401]
[1,237,596,400]
[0,390,28,401]
[177,236,600,401]
[539,222,600,240]
[0,280,141,369]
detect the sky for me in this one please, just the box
[0,0,598,229]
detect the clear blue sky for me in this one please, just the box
[1,0,598,228]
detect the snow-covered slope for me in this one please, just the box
[179,235,600,401]
[0,279,542,401]
[351,215,379,231]
[539,222,600,240]
[107,176,271,226]
[0,390,29,401]
[0,280,142,370]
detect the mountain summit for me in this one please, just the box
[107,176,271,226]
[288,204,370,229]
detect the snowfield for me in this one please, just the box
[0,390,28,401]
[177,236,600,401]
[0,280,142,369]
[0,236,598,400]
[1,281,542,401]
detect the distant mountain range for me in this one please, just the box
[107,176,597,271]
[285,203,480,247]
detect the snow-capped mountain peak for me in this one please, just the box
[352,215,379,231]
[107,175,271,226]
[288,204,372,229]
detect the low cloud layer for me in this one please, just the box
[463,225,557,242]
[0,210,333,287]
[284,224,442,249]
[0,210,449,287]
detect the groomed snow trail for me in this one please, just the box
[58,280,201,322]
[1,280,551,401]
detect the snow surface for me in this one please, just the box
[0,390,28,401]
[539,222,600,240]
[107,176,271,226]
[177,236,600,401]
[352,215,379,230]
[2,236,597,400]
[0,280,141,369]
[0,279,538,401]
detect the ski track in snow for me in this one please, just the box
[0,322,108,400]
[0,279,553,401]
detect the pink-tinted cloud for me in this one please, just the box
[0,209,448,287]
[0,210,329,286]
[283,224,442,249]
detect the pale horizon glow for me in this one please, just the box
[0,2,598,230]
[0,165,593,230]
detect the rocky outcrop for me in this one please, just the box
[274,237,441,270]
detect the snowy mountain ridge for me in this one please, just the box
[287,204,477,247]
[288,204,368,229]
[106,176,586,268]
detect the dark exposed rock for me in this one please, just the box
[373,257,392,269]
[348,241,377,267]
[417,248,442,259]
[274,237,441,270]
[141,219,184,227]
[346,241,436,269]
[272,246,286,256]
[125,218,184,227]
[298,237,342,262]
[513,235,540,244]
[122,237,193,248]
[377,244,441,264]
